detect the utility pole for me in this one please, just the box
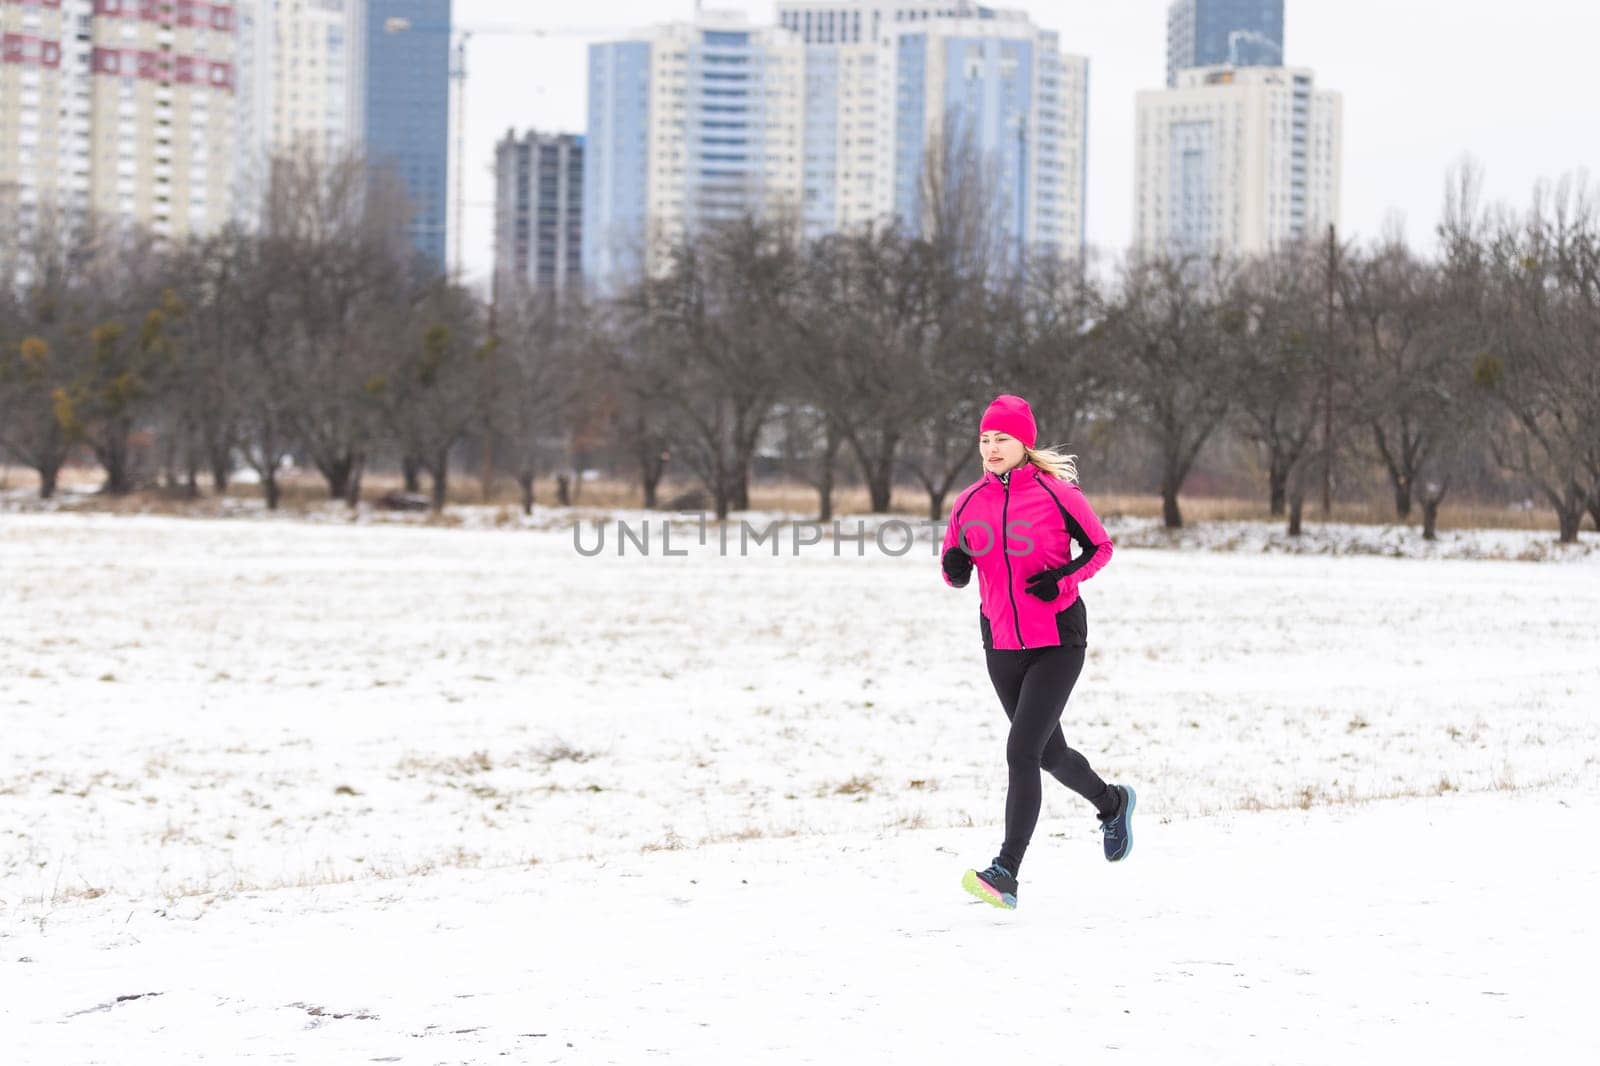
[482,289,497,502]
[451,32,470,282]
[1322,223,1337,517]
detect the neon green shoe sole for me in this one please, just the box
[961,868,1017,909]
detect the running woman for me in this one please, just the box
[939,394,1134,910]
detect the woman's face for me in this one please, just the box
[979,431,1026,474]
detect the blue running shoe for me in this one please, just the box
[1099,784,1135,862]
[961,860,1018,909]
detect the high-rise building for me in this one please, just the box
[1167,0,1283,87]
[1,0,242,242]
[232,0,273,223]
[776,1,1087,259]
[494,129,583,299]
[266,0,363,158]
[224,0,363,225]
[583,12,806,290]
[583,4,1087,285]
[777,1,1031,45]
[364,0,449,270]
[1134,64,1340,258]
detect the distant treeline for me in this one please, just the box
[2,152,1597,541]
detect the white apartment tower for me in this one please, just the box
[1,0,242,241]
[584,12,805,289]
[266,0,362,158]
[223,0,363,223]
[776,1,1087,258]
[1135,64,1341,258]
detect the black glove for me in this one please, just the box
[1024,565,1068,601]
[942,547,973,587]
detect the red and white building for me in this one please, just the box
[2,0,240,240]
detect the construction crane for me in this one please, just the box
[381,17,620,279]
[382,16,622,500]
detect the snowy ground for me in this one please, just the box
[2,512,1598,1062]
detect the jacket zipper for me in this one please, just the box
[999,474,1025,648]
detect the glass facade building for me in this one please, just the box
[583,18,805,290]
[1166,0,1283,87]
[364,0,452,270]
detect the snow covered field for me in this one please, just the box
[3,511,1598,1062]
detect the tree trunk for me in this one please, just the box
[1392,478,1412,522]
[928,489,946,524]
[1588,493,1600,533]
[816,422,840,522]
[556,474,571,506]
[1419,481,1448,541]
[161,436,179,490]
[1421,499,1441,541]
[99,421,133,495]
[319,455,352,500]
[636,442,665,510]
[343,452,365,509]
[101,461,131,495]
[429,450,449,513]
[208,439,231,493]
[1287,491,1305,537]
[402,455,422,493]
[263,470,281,511]
[847,431,899,514]
[866,475,891,513]
[39,463,60,500]
[1268,455,1287,518]
[860,452,894,513]
[817,465,835,522]
[1549,481,1587,544]
[518,472,535,515]
[1557,508,1581,544]
[1159,471,1183,529]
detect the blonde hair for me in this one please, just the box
[1025,444,1079,484]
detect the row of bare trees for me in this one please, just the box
[587,165,1597,541]
[3,155,1597,539]
[1,153,493,511]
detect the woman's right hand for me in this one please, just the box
[942,546,974,587]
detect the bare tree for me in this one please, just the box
[0,217,84,498]
[494,290,586,513]
[174,226,269,493]
[231,227,297,510]
[1341,233,1466,521]
[370,280,485,512]
[598,299,678,511]
[636,216,797,519]
[1226,239,1329,519]
[48,225,174,495]
[1454,170,1600,543]
[264,147,419,504]
[1106,253,1239,528]
[789,224,938,515]
[905,251,1101,520]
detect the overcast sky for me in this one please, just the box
[452,0,1599,287]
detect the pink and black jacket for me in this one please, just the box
[939,461,1114,650]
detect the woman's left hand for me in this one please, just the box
[1023,565,1069,601]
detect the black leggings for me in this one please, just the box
[985,643,1109,875]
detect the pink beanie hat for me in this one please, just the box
[979,394,1037,449]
